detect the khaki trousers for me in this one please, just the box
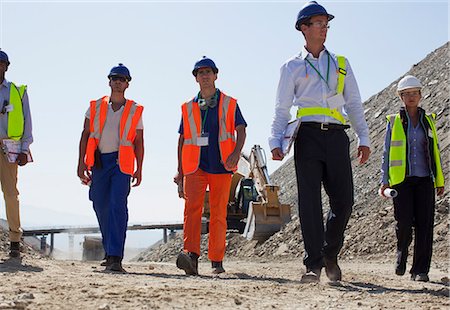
[0,152,21,242]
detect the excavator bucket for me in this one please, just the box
[243,185,291,242]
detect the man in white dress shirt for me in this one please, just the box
[268,1,371,283]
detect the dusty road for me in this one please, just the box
[0,254,448,309]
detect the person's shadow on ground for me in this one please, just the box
[0,257,44,273]
[328,281,449,298]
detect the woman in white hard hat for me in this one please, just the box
[379,75,444,282]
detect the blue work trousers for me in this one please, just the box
[89,152,131,258]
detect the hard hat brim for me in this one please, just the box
[295,13,334,31]
[192,67,219,76]
[108,73,131,81]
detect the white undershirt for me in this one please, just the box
[85,103,144,154]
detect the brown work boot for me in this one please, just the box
[324,257,342,282]
[9,242,20,258]
[176,252,199,276]
[300,268,321,283]
[211,261,225,274]
[106,256,126,273]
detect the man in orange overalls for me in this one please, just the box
[174,56,247,275]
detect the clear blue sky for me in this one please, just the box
[0,0,448,230]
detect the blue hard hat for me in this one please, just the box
[295,1,334,31]
[0,50,10,65]
[192,56,219,76]
[108,63,131,81]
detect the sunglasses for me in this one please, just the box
[110,76,128,82]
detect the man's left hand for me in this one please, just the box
[225,151,240,171]
[357,146,371,165]
[16,153,28,166]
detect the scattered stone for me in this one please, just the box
[18,293,34,300]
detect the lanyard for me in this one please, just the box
[201,108,208,134]
[305,52,330,89]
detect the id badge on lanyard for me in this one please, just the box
[197,105,209,146]
[197,132,209,146]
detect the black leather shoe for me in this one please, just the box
[300,268,321,283]
[324,257,342,282]
[395,263,406,276]
[9,242,20,258]
[411,273,429,282]
[395,250,407,276]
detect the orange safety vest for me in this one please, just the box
[181,92,237,175]
[85,96,143,176]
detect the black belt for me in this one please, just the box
[301,122,350,131]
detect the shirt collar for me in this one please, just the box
[0,79,8,89]
[300,45,329,60]
[194,88,220,102]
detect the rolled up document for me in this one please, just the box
[379,188,398,198]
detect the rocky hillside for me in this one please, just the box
[135,42,449,264]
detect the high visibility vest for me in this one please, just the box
[85,96,143,176]
[297,55,347,124]
[8,83,27,141]
[387,113,444,188]
[181,92,237,175]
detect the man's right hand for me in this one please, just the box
[77,162,91,184]
[174,172,184,199]
[271,148,284,161]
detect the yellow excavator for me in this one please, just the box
[203,145,291,242]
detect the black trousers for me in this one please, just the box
[392,176,435,275]
[294,125,354,270]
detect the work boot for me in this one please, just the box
[211,261,225,274]
[100,256,112,267]
[9,242,20,258]
[324,257,342,282]
[107,256,126,273]
[395,250,407,276]
[300,268,321,283]
[411,273,429,282]
[176,252,199,276]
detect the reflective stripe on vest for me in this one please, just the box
[85,96,143,175]
[8,83,26,141]
[387,114,444,188]
[297,55,347,124]
[181,92,237,175]
[118,100,143,175]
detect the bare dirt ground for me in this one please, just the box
[0,254,448,310]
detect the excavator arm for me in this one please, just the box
[242,145,292,242]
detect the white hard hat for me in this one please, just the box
[397,75,422,92]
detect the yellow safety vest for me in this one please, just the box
[297,55,347,124]
[8,83,26,141]
[387,113,444,188]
